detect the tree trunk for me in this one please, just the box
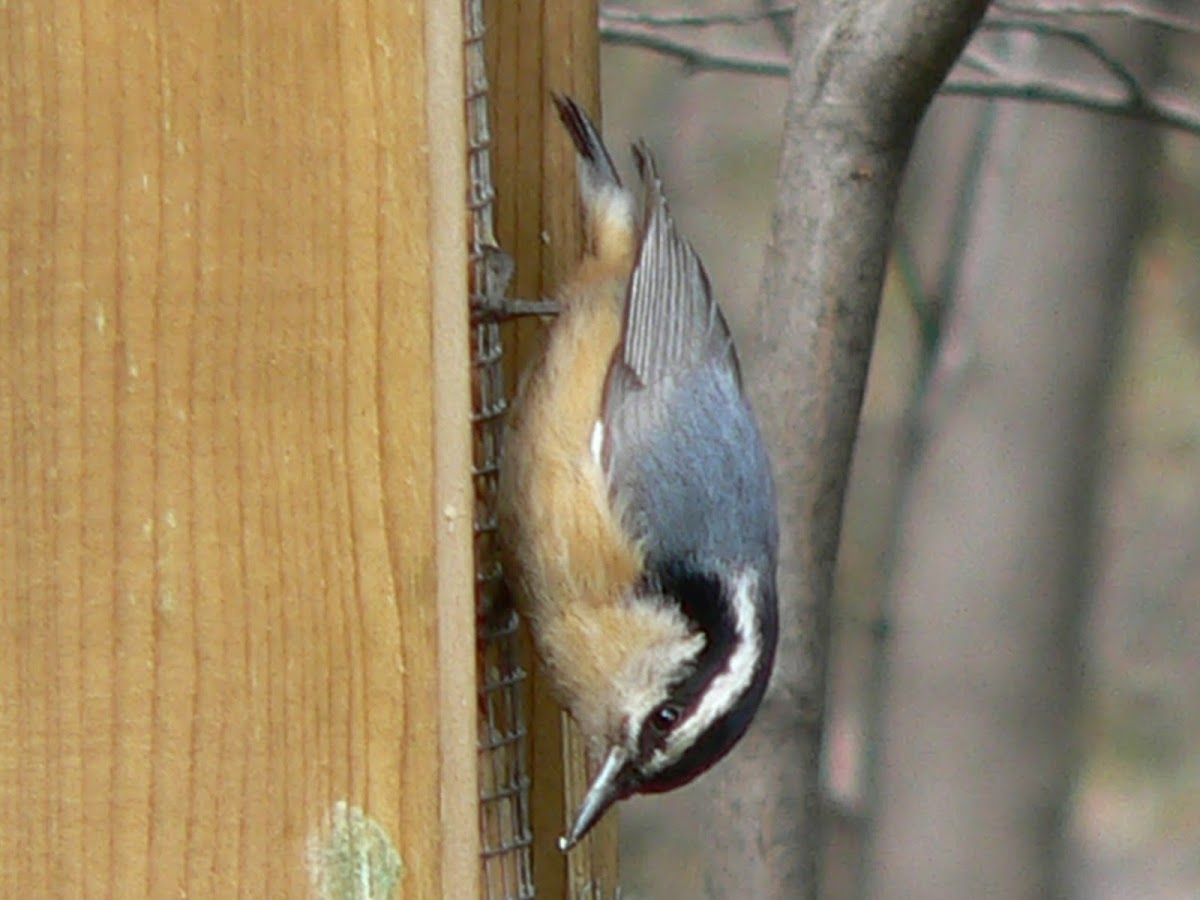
[690,2,989,897]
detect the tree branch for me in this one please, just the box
[598,12,1200,137]
[982,17,1146,100]
[602,4,792,28]
[600,1,1200,38]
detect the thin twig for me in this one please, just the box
[958,49,1006,77]
[599,18,790,76]
[994,0,1200,36]
[602,4,793,28]
[942,75,1198,133]
[982,17,1145,101]
[758,0,795,49]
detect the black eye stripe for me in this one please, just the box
[641,562,736,660]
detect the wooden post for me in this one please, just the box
[485,1,620,896]
[0,2,476,897]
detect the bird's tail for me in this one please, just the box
[552,94,636,268]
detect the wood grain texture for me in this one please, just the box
[0,1,476,896]
[483,1,617,896]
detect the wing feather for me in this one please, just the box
[609,143,739,398]
[600,144,774,570]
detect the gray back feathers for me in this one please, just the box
[602,146,776,572]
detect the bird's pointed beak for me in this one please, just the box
[558,746,629,852]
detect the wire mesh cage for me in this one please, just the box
[465,1,537,896]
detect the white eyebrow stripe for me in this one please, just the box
[651,569,761,771]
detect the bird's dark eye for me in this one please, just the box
[650,703,681,734]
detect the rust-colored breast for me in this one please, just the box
[497,262,650,734]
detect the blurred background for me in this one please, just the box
[596,3,1200,898]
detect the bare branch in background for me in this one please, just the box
[598,5,1200,137]
[599,16,790,77]
[603,1,1200,38]
[602,4,791,28]
[984,18,1146,97]
[995,0,1200,35]
[758,0,797,49]
[942,72,1198,133]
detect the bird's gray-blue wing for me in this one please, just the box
[601,145,776,571]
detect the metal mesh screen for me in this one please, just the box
[465,1,536,896]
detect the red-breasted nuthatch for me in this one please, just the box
[497,95,779,851]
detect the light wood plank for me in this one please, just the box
[0,1,475,895]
